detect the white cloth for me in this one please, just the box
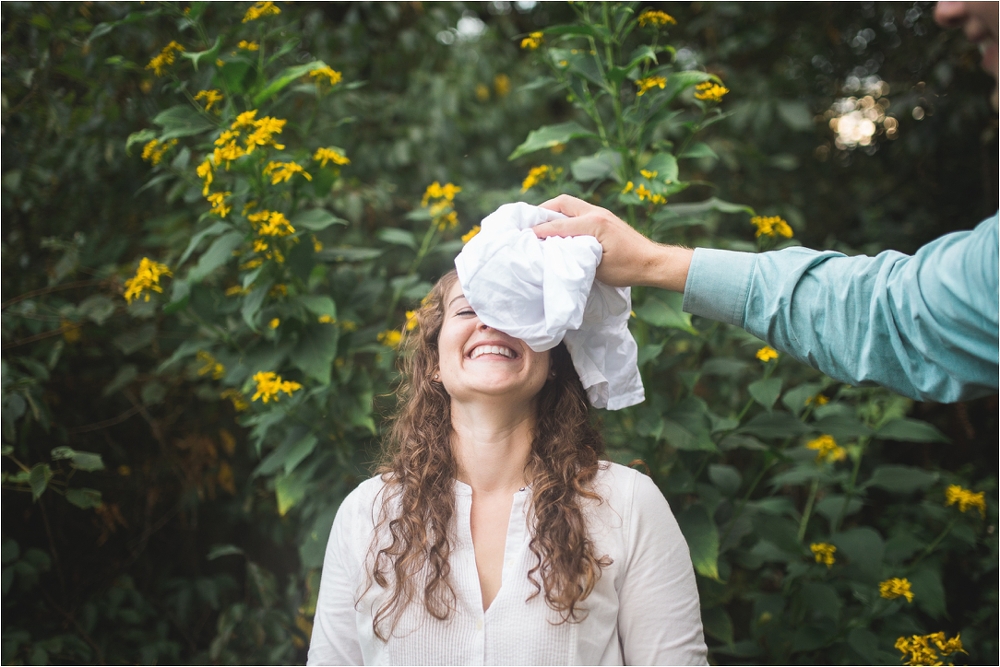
[454,203,644,410]
[307,462,707,666]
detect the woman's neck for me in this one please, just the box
[450,399,534,495]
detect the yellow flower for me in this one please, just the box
[461,226,481,244]
[196,159,214,196]
[879,577,914,603]
[242,1,281,23]
[309,66,342,86]
[694,81,730,102]
[436,210,459,231]
[422,181,461,206]
[263,160,312,184]
[520,31,543,50]
[317,314,335,324]
[750,215,793,239]
[145,41,184,77]
[225,285,246,297]
[404,310,419,331]
[244,116,287,153]
[253,239,270,253]
[196,351,225,380]
[805,394,829,406]
[312,235,323,252]
[640,169,658,179]
[61,318,81,343]
[313,147,350,167]
[475,83,490,102]
[521,165,557,192]
[622,181,634,194]
[141,139,178,166]
[755,345,778,362]
[340,320,357,332]
[231,110,258,129]
[637,9,677,27]
[895,633,966,666]
[809,542,836,568]
[945,484,986,516]
[269,318,280,329]
[269,284,288,298]
[378,330,402,349]
[250,371,302,403]
[635,75,667,96]
[194,89,223,112]
[237,40,259,51]
[207,191,232,218]
[806,434,847,464]
[124,257,173,303]
[254,211,295,236]
[494,73,511,97]
[221,389,249,412]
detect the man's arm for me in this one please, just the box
[535,195,999,403]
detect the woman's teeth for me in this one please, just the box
[470,345,514,359]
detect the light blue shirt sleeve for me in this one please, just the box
[682,214,999,403]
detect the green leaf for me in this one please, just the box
[641,152,679,183]
[180,35,222,71]
[253,61,330,106]
[29,464,52,501]
[799,582,841,620]
[299,504,339,569]
[812,415,873,441]
[65,488,102,509]
[776,100,814,131]
[179,221,232,265]
[215,59,252,94]
[864,465,939,494]
[125,129,157,156]
[738,411,808,439]
[701,606,733,645]
[51,447,104,472]
[624,44,658,71]
[377,228,418,251]
[102,364,138,396]
[509,122,598,160]
[909,566,947,618]
[661,70,713,104]
[708,464,742,496]
[151,105,217,141]
[290,326,338,384]
[570,150,621,182]
[275,471,307,516]
[679,142,718,160]
[676,504,720,580]
[283,434,318,475]
[633,293,695,333]
[316,247,384,262]
[208,544,245,560]
[298,295,337,319]
[188,231,244,283]
[241,280,272,330]
[876,418,948,443]
[847,628,879,664]
[655,196,755,222]
[831,527,884,584]
[748,377,782,411]
[781,382,825,416]
[293,209,347,232]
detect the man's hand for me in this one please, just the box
[534,194,694,293]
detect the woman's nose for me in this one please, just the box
[477,320,492,331]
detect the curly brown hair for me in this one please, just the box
[367,270,610,640]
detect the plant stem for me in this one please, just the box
[911,517,957,567]
[798,478,820,542]
[833,436,867,533]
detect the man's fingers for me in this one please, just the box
[539,194,598,218]
[532,215,602,239]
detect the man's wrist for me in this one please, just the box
[644,245,693,293]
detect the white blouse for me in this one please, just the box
[307,462,707,666]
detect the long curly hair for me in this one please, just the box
[367,270,610,640]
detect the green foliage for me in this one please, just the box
[2,2,996,665]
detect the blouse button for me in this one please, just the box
[476,619,484,631]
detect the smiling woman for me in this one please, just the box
[307,271,707,666]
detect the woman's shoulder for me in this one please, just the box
[337,474,393,528]
[592,460,656,501]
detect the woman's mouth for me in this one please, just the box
[469,344,517,360]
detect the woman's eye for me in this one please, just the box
[456,309,475,316]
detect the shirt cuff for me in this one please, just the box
[682,248,757,327]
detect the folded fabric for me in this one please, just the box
[454,202,644,410]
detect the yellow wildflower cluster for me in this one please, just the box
[264,160,312,184]
[243,1,281,23]
[422,181,462,230]
[461,226,481,244]
[146,41,184,77]
[249,210,295,237]
[378,330,403,349]
[194,89,224,112]
[237,40,259,51]
[806,434,846,463]
[638,10,677,27]
[622,181,667,204]
[317,314,335,324]
[314,147,350,168]
[269,284,288,298]
[895,632,965,666]
[404,310,419,331]
[695,81,730,102]
[755,345,778,362]
[521,31,543,50]
[521,165,562,192]
[494,73,511,97]
[197,160,214,196]
[210,111,287,169]
[809,542,836,568]
[945,484,986,516]
[879,577,914,603]
[269,318,281,329]
[310,66,343,86]
[124,257,173,303]
[751,215,793,239]
[221,389,249,412]
[225,285,248,297]
[196,351,225,380]
[635,75,667,96]
[141,138,178,166]
[805,394,829,406]
[207,191,232,218]
[251,371,302,403]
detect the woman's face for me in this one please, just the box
[436,281,551,406]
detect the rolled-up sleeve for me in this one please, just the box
[683,214,999,403]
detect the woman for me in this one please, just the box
[308,271,706,665]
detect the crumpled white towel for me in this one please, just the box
[454,202,644,410]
